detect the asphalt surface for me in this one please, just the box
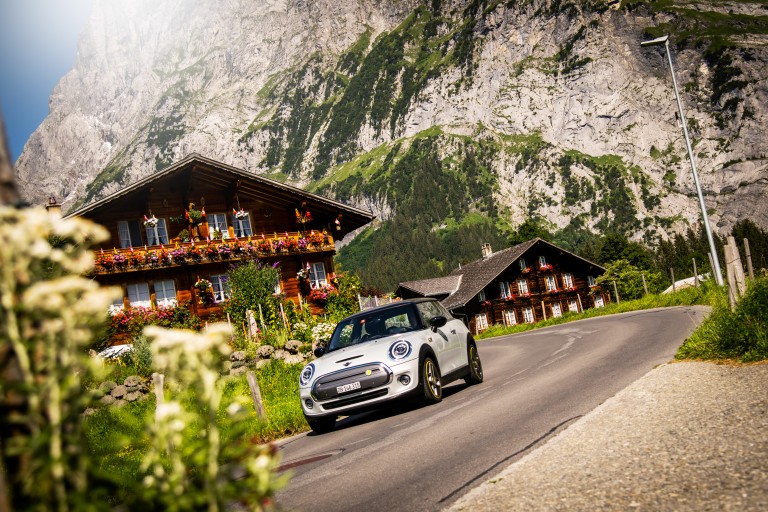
[275,307,713,511]
[448,361,768,512]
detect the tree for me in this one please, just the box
[509,218,552,245]
[224,261,283,332]
[595,259,664,301]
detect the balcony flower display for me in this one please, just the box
[128,249,142,267]
[194,279,215,307]
[97,251,113,270]
[187,245,202,261]
[308,231,326,247]
[204,244,219,259]
[143,214,159,228]
[284,237,298,252]
[504,294,516,301]
[170,247,187,263]
[481,300,492,307]
[218,243,232,259]
[521,266,532,274]
[308,285,335,305]
[256,238,272,253]
[297,237,309,250]
[112,252,127,268]
[233,208,249,219]
[144,250,160,266]
[539,263,554,272]
[272,238,286,252]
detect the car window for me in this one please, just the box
[327,305,420,352]
[416,301,444,326]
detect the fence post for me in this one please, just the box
[612,280,620,304]
[744,238,755,280]
[670,268,676,293]
[246,371,267,421]
[641,273,648,296]
[692,258,698,287]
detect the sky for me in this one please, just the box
[0,0,95,162]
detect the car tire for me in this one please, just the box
[420,356,442,404]
[464,342,483,385]
[305,414,336,434]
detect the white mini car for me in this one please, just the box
[299,298,483,433]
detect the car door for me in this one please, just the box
[417,301,462,373]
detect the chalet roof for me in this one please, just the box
[68,153,374,231]
[439,238,604,310]
[397,275,462,297]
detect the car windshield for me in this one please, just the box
[327,304,421,352]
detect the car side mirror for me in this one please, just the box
[313,346,326,358]
[429,316,447,332]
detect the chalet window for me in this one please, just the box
[587,275,596,287]
[308,262,327,289]
[504,309,517,326]
[211,274,230,303]
[127,283,151,308]
[545,275,557,292]
[232,212,253,238]
[477,289,487,303]
[499,281,512,299]
[594,295,605,308]
[538,255,547,267]
[145,218,169,246]
[551,302,562,318]
[118,220,143,248]
[568,299,579,313]
[209,213,230,239]
[475,313,489,331]
[523,306,535,323]
[155,279,177,308]
[562,273,574,289]
[518,258,526,270]
[109,296,124,315]
[517,279,529,295]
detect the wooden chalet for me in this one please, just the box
[66,154,374,319]
[395,238,609,334]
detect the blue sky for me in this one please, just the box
[0,0,95,162]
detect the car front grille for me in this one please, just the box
[321,388,389,411]
[312,363,392,401]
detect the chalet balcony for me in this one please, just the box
[93,231,334,274]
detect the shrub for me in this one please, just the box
[678,276,768,362]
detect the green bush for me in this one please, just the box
[678,277,768,362]
[119,335,154,377]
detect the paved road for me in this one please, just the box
[274,306,710,512]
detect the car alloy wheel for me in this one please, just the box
[465,344,483,385]
[422,356,442,403]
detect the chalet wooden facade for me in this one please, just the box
[395,238,609,334]
[66,154,373,318]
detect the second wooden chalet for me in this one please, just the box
[395,238,609,334]
[66,153,374,318]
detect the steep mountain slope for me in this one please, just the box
[15,0,768,288]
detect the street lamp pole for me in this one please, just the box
[641,35,724,286]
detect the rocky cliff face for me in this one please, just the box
[15,0,768,244]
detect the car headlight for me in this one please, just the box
[388,340,412,360]
[299,363,315,386]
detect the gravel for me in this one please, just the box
[448,361,768,512]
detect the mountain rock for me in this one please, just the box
[14,0,768,248]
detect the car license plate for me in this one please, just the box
[337,381,361,393]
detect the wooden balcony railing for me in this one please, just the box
[94,231,334,274]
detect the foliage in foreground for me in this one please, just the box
[677,275,768,362]
[0,207,285,511]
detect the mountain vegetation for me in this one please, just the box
[14,0,768,293]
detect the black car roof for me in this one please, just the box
[344,298,436,320]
